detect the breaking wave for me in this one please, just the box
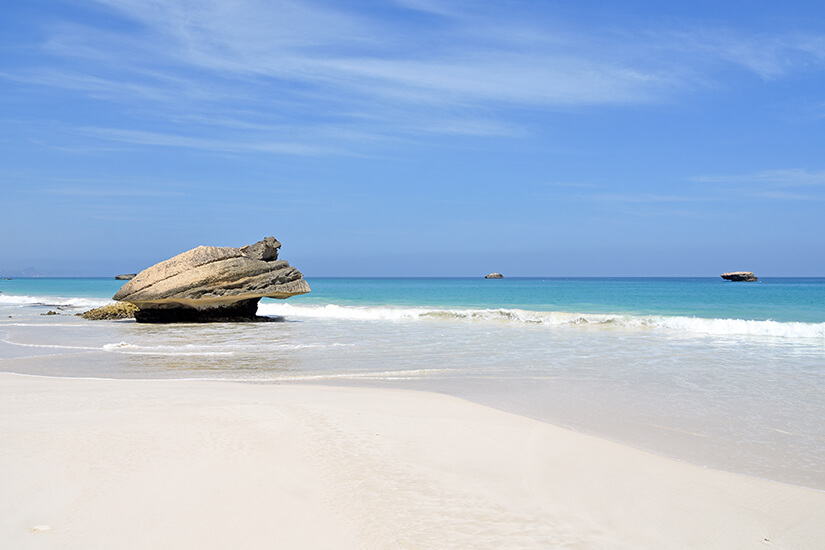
[0,294,111,309]
[258,303,825,340]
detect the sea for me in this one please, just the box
[1,277,824,490]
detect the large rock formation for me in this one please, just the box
[113,237,309,322]
[485,273,504,279]
[721,271,758,282]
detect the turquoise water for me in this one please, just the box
[290,277,825,323]
[3,276,825,323]
[1,276,824,488]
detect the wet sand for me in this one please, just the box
[1,372,824,549]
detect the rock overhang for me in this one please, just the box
[113,237,309,322]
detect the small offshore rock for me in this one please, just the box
[485,273,504,279]
[721,271,758,282]
[78,302,139,320]
[42,310,58,316]
[115,273,137,280]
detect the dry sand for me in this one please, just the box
[1,372,823,549]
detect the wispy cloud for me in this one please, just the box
[691,169,825,201]
[633,25,825,80]
[548,169,825,207]
[542,181,600,189]
[708,33,825,79]
[42,185,185,198]
[8,2,673,110]
[0,69,175,102]
[693,169,825,187]
[72,0,674,109]
[3,0,825,155]
[388,0,461,17]
[584,192,714,204]
[77,127,332,156]
[751,190,825,201]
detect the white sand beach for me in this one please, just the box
[1,372,824,549]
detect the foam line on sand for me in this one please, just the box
[1,373,823,549]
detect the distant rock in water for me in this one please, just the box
[78,303,139,320]
[112,236,310,323]
[721,271,758,282]
[115,273,136,280]
[485,273,504,279]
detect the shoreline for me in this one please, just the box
[2,372,824,548]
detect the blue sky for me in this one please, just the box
[2,0,824,276]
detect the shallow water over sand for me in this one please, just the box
[1,277,824,489]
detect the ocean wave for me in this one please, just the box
[100,341,354,356]
[0,339,101,351]
[0,294,112,309]
[258,303,825,340]
[640,316,825,339]
[0,323,89,327]
[103,342,235,356]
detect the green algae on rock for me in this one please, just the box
[77,302,139,320]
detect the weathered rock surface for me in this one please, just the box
[78,303,139,320]
[113,237,310,323]
[485,273,504,279]
[721,271,758,282]
[115,273,137,280]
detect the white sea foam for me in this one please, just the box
[641,316,825,339]
[102,342,235,356]
[0,323,87,327]
[269,368,451,381]
[0,294,111,309]
[259,303,825,340]
[0,339,101,351]
[259,302,429,321]
[99,341,354,356]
